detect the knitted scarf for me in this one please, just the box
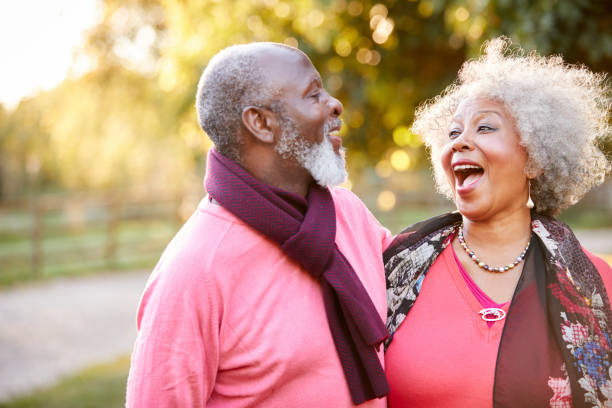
[205,148,389,404]
[384,212,612,407]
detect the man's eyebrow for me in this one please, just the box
[303,75,322,95]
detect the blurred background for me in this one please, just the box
[0,0,610,406]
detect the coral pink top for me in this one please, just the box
[385,243,612,408]
[450,243,508,327]
[126,187,393,408]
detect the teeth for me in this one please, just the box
[453,164,482,171]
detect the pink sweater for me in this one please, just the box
[126,187,393,407]
[385,244,612,407]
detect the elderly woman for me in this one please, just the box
[384,38,612,407]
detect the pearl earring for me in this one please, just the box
[526,180,534,209]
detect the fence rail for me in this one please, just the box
[1,179,610,285]
[0,191,195,285]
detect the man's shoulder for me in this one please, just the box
[151,200,254,275]
[329,186,378,223]
[177,199,242,248]
[329,186,366,209]
[188,197,266,238]
[329,186,393,249]
[163,199,282,273]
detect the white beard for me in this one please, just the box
[275,119,348,187]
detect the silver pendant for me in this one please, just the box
[479,308,506,321]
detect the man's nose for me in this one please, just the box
[329,95,343,117]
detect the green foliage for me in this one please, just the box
[0,356,130,408]
[0,0,610,199]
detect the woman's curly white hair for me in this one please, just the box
[412,36,611,216]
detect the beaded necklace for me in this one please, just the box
[457,225,531,273]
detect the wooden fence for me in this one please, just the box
[0,178,610,284]
[0,191,197,283]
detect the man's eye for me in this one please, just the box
[310,92,321,99]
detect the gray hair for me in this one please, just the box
[412,37,611,216]
[196,43,291,161]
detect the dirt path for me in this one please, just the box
[0,270,149,402]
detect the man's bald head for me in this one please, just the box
[196,43,305,161]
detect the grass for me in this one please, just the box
[0,356,130,408]
[558,207,612,230]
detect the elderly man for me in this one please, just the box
[126,43,391,407]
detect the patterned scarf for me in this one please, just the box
[205,148,389,404]
[384,212,612,407]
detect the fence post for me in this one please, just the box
[31,200,44,275]
[105,195,119,268]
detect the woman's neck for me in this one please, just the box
[455,208,533,303]
[461,208,532,254]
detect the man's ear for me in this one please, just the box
[241,106,278,144]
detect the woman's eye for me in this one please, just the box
[310,92,321,100]
[449,130,461,138]
[478,125,496,132]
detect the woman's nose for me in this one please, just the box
[451,131,474,152]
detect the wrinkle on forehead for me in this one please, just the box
[255,45,318,99]
[452,110,504,124]
[452,97,510,123]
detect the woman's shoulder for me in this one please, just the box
[383,212,461,262]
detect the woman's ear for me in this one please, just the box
[241,106,279,144]
[525,163,543,179]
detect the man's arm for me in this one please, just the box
[126,256,219,407]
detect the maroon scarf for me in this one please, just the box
[205,148,389,404]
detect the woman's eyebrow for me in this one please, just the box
[474,110,503,120]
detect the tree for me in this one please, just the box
[1,0,609,199]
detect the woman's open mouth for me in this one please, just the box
[453,163,484,189]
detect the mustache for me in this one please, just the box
[325,118,343,133]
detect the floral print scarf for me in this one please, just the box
[384,212,612,407]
